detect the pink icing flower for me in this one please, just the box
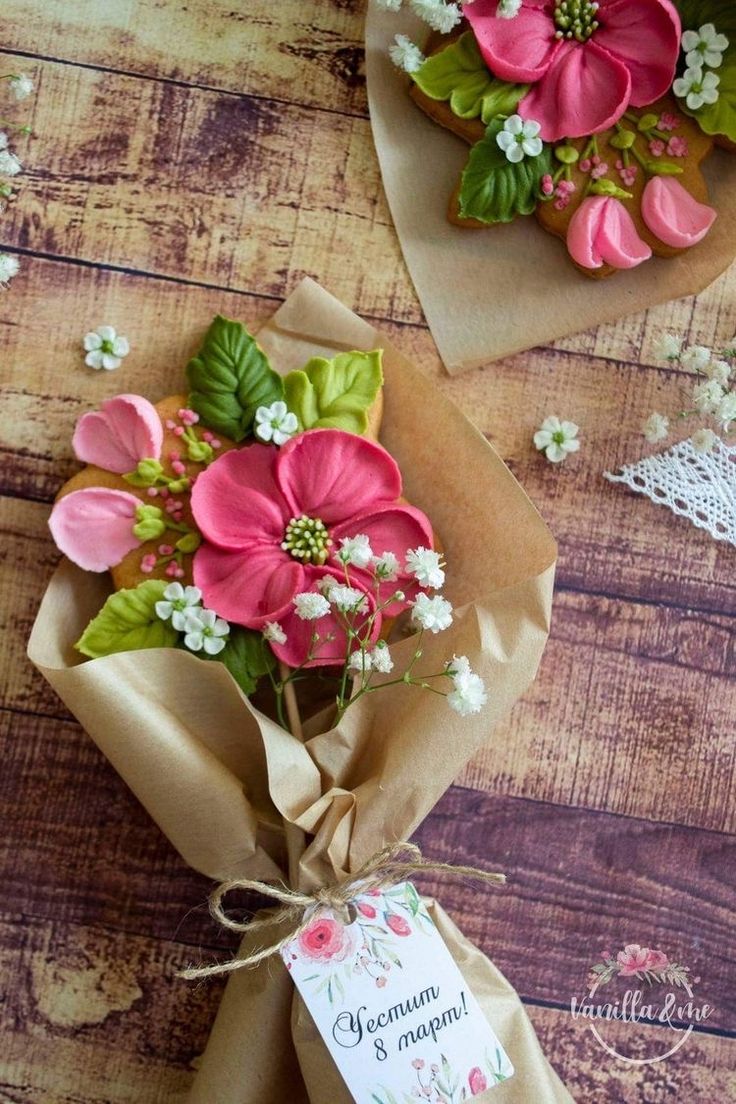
[72,394,163,474]
[666,135,688,158]
[641,177,716,249]
[591,161,609,179]
[49,487,142,571]
[140,553,156,573]
[556,180,576,197]
[468,1068,488,1095]
[645,949,669,971]
[617,944,651,975]
[191,429,434,668]
[579,157,592,173]
[386,914,411,937]
[465,0,681,141]
[541,173,554,195]
[178,407,199,426]
[649,138,665,157]
[658,111,680,131]
[297,916,355,963]
[357,902,377,919]
[567,196,652,270]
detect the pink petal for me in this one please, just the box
[331,503,434,613]
[190,443,290,550]
[465,0,561,83]
[520,40,631,141]
[567,196,651,270]
[641,177,717,249]
[271,570,380,669]
[49,488,141,571]
[193,542,303,626]
[72,394,163,473]
[276,429,402,526]
[596,0,681,107]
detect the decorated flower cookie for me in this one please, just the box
[382,1,734,276]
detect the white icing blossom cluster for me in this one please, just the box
[533,416,581,464]
[262,537,488,720]
[644,333,736,454]
[0,72,35,289]
[496,115,543,163]
[155,582,230,655]
[254,401,299,446]
[83,325,131,370]
[674,24,729,111]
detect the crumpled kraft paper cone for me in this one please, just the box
[29,278,568,1102]
[365,9,736,375]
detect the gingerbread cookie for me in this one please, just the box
[386,2,735,277]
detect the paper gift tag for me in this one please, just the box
[282,882,513,1103]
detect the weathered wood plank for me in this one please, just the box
[0,2,367,115]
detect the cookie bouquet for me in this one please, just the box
[29,280,566,1102]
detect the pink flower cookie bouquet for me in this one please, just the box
[29,280,564,1104]
[378,0,736,277]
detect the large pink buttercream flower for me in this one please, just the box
[465,0,681,141]
[191,429,434,668]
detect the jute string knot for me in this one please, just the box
[180,842,505,982]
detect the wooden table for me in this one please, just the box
[1,3,734,1101]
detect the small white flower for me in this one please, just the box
[155,582,202,630]
[372,550,400,582]
[337,534,373,569]
[263,620,287,645]
[183,607,230,655]
[389,34,425,74]
[496,114,543,163]
[704,358,732,386]
[371,642,394,674]
[446,654,471,677]
[673,66,720,110]
[652,333,682,361]
[405,546,445,589]
[533,416,580,464]
[496,0,522,16]
[717,391,736,431]
[690,427,718,454]
[642,412,670,444]
[329,585,369,613]
[293,591,331,620]
[375,0,403,9]
[0,252,20,286]
[254,400,298,446]
[348,649,372,673]
[0,132,7,150]
[0,149,22,176]
[410,0,462,33]
[316,574,341,595]
[8,73,34,101]
[447,664,487,716]
[83,324,130,370]
[682,24,730,69]
[411,592,453,633]
[680,343,712,372]
[692,378,724,414]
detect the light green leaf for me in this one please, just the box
[75,580,178,658]
[412,31,528,123]
[283,350,383,433]
[219,626,275,697]
[186,314,284,442]
[459,119,552,225]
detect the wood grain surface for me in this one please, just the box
[0,2,735,1102]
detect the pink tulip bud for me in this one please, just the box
[641,176,716,249]
[567,196,652,271]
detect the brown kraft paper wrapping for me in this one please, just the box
[365,9,736,375]
[28,279,571,1102]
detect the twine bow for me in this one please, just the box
[180,842,505,981]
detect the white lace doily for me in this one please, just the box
[605,438,736,546]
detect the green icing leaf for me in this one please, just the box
[412,31,528,123]
[186,314,284,442]
[218,625,275,697]
[76,580,178,659]
[674,0,736,141]
[283,350,383,433]
[458,119,552,225]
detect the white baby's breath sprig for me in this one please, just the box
[83,325,130,370]
[375,0,403,9]
[533,416,581,464]
[652,333,683,361]
[692,378,724,415]
[263,620,287,645]
[329,584,369,613]
[690,427,718,454]
[717,392,736,432]
[405,546,445,589]
[389,34,425,74]
[293,592,331,621]
[496,0,522,17]
[372,550,400,581]
[0,252,20,287]
[6,73,34,102]
[409,0,462,33]
[0,149,22,176]
[411,592,453,633]
[642,413,670,444]
[337,534,373,569]
[680,344,712,372]
[446,655,488,716]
